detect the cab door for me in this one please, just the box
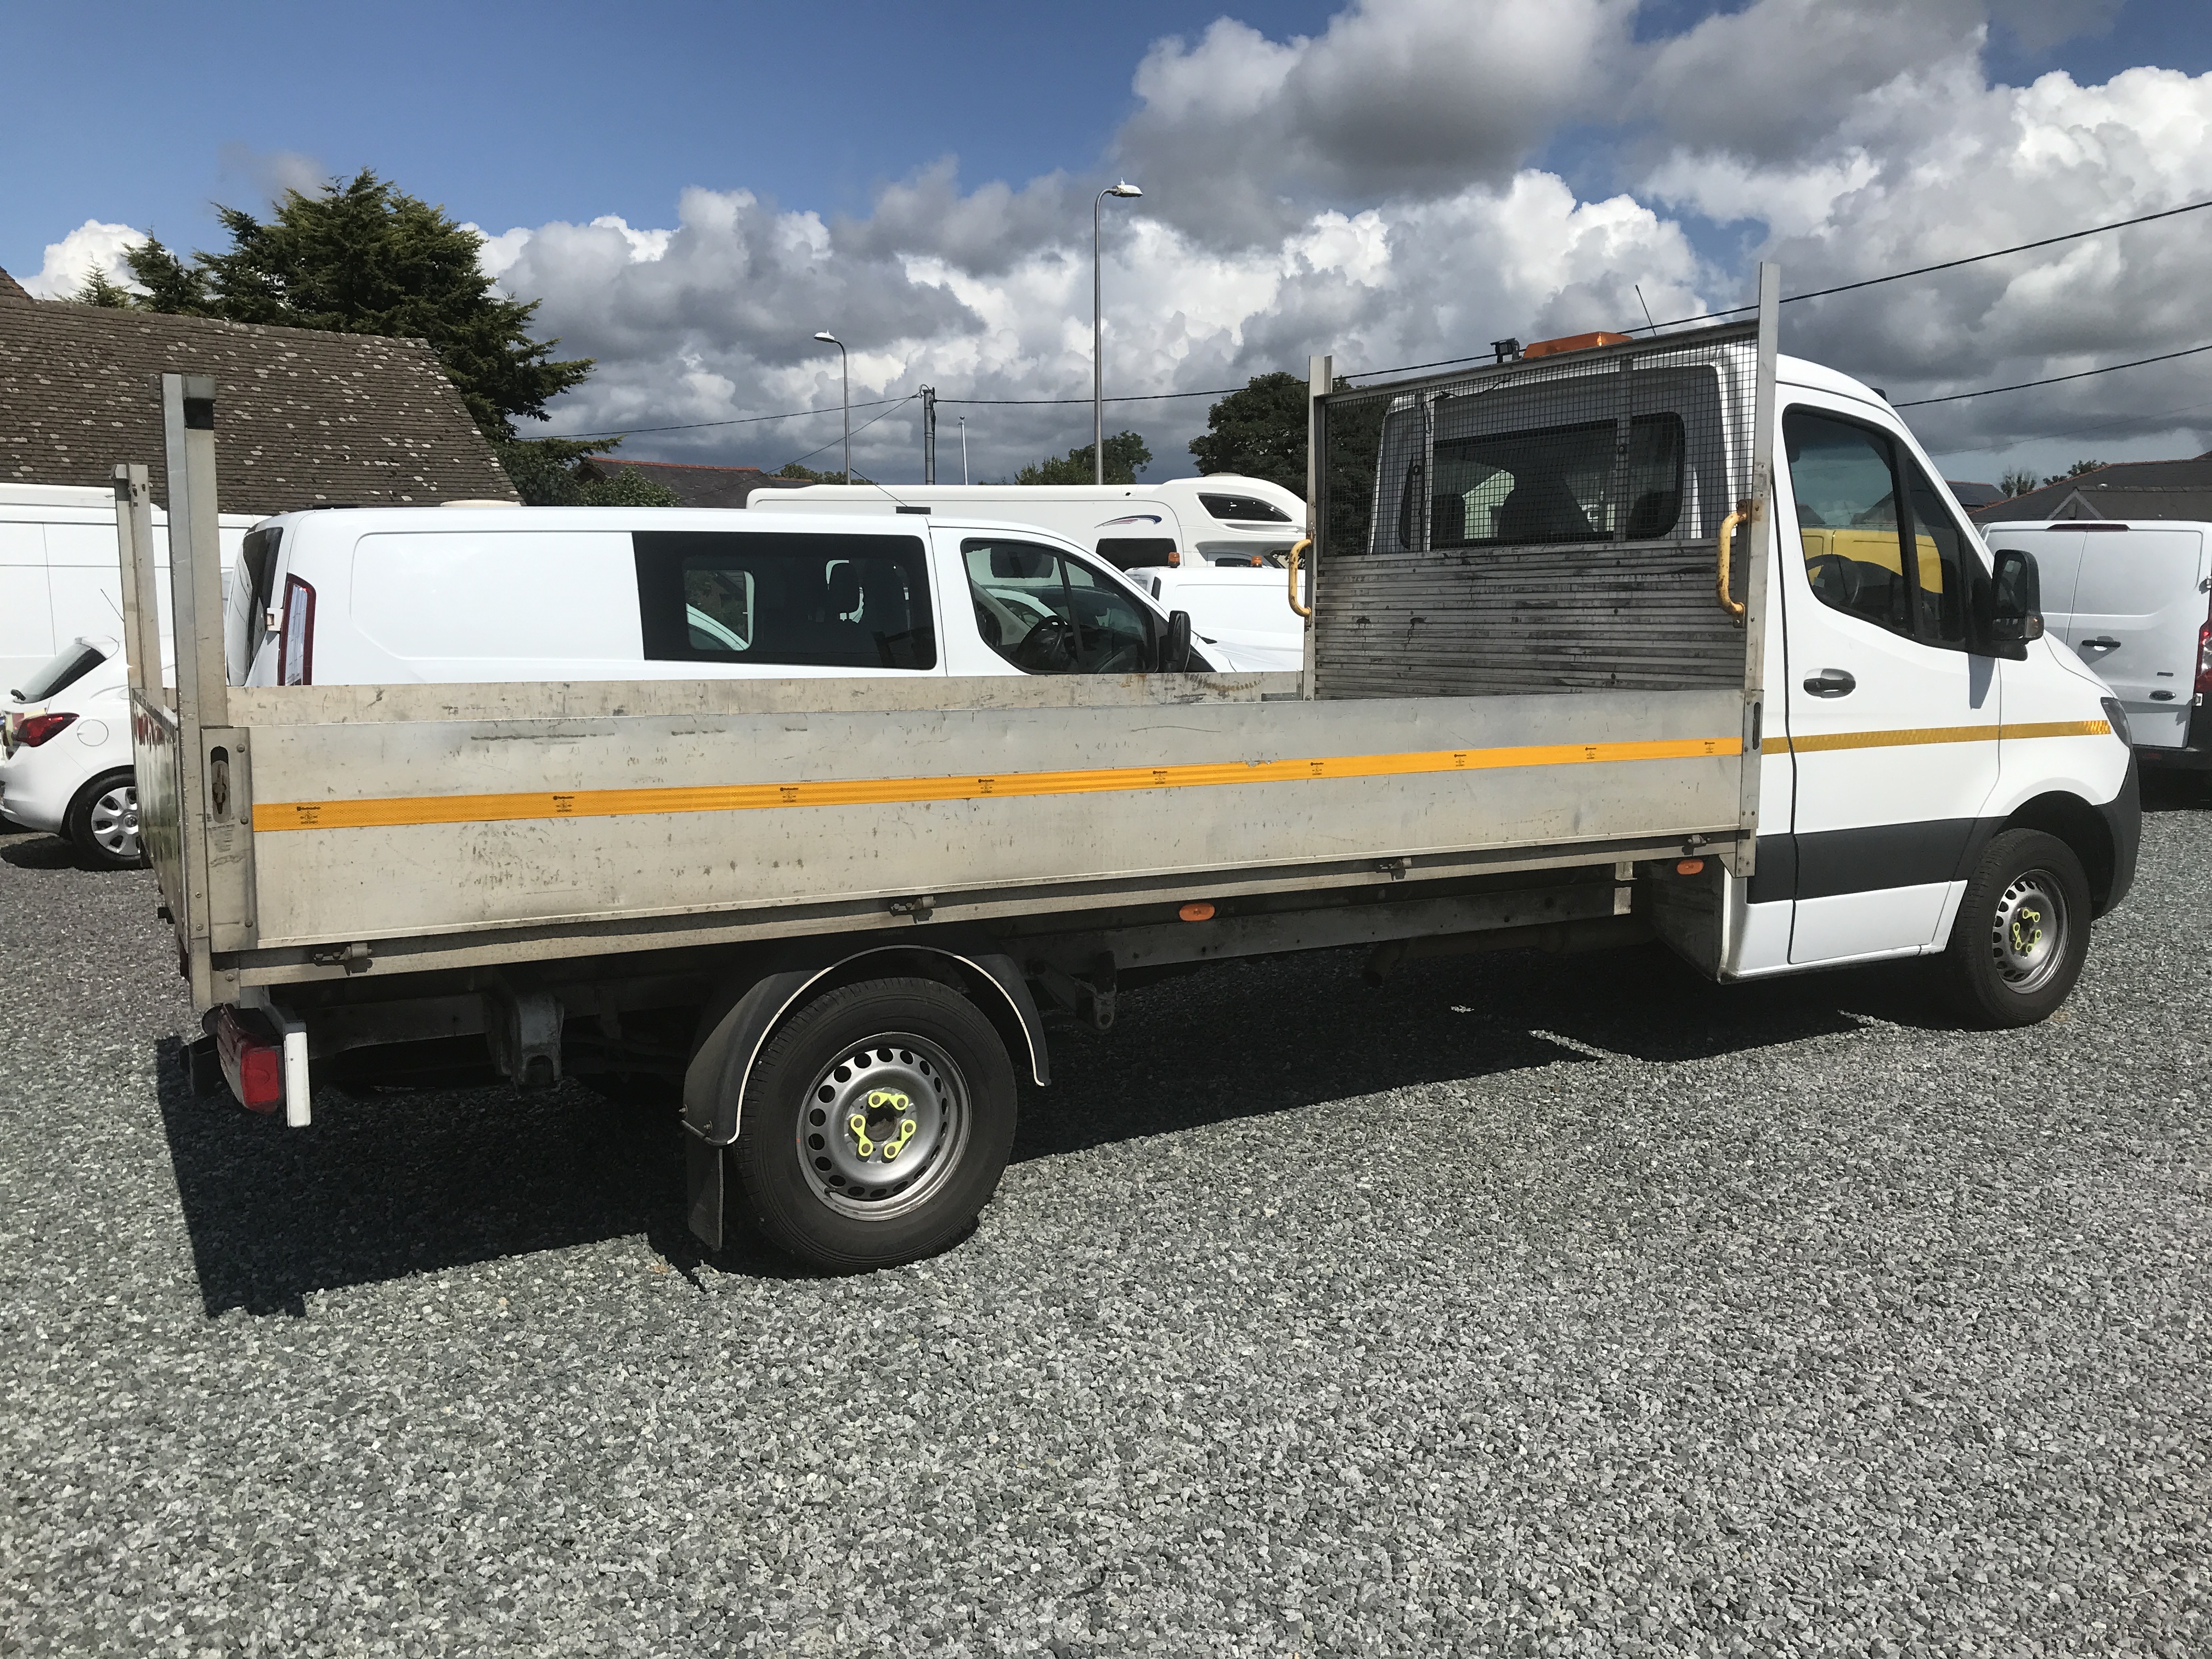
[1775,400,2001,964]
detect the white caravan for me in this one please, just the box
[1974,520,2211,774]
[0,482,253,697]
[751,476,1307,669]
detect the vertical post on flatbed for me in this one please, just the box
[1733,262,1782,877]
[110,464,159,695]
[921,385,936,485]
[161,374,229,1008]
[1305,353,1330,700]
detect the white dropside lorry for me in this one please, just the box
[121,272,2137,1271]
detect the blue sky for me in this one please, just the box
[8,1,2212,483]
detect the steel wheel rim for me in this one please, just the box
[88,785,139,859]
[1990,868,2068,994]
[796,1031,969,1221]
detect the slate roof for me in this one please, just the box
[1972,455,2212,524]
[578,456,810,509]
[0,269,517,514]
[1946,479,2005,509]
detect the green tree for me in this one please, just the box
[1017,431,1151,485]
[69,268,140,308]
[777,460,872,484]
[494,436,680,507]
[1188,372,1307,493]
[2044,459,2105,486]
[1997,467,2040,499]
[115,170,590,442]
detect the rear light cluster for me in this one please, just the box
[14,712,77,748]
[2196,616,2211,698]
[278,574,315,685]
[215,1006,284,1112]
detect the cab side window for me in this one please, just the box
[1784,409,1912,639]
[963,539,1154,674]
[1785,408,1981,649]
[1900,456,1972,646]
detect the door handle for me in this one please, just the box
[1803,668,1855,698]
[2080,636,2120,651]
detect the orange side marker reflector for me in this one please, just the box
[1178,902,1216,922]
[1675,858,1706,876]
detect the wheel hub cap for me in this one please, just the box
[89,787,139,858]
[798,1034,967,1219]
[1990,870,2067,993]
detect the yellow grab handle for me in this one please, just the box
[1716,509,1747,626]
[1287,537,1313,619]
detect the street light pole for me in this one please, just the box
[1094,180,1142,486]
[813,331,848,483]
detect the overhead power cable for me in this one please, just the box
[774,393,920,475]
[554,395,907,442]
[1893,340,2212,408]
[1344,195,2212,383]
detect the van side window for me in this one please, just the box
[633,532,935,669]
[1784,409,1912,637]
[963,539,1153,673]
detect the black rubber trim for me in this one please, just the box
[1753,816,2004,905]
[2096,752,2141,915]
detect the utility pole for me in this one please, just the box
[921,385,936,484]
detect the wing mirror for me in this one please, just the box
[1983,548,2044,661]
[1159,609,1194,673]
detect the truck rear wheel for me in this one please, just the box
[732,977,1017,1271]
[1940,828,2090,1028]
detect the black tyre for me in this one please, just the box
[65,769,143,870]
[1940,828,2091,1028]
[732,977,1017,1271]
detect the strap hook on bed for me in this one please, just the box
[1716,507,1748,626]
[1286,537,1314,619]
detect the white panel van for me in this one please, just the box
[1978,520,2211,772]
[234,507,1220,687]
[0,482,253,696]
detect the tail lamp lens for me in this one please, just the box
[16,712,78,747]
[215,1006,283,1113]
[2196,617,2210,697]
[278,574,316,686]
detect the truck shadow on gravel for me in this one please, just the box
[159,940,1955,1314]
[1013,941,1950,1161]
[153,1039,802,1318]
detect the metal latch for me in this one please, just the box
[1375,856,1412,880]
[310,940,373,973]
[888,894,936,922]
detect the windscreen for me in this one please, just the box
[1418,414,1684,548]
[13,638,110,703]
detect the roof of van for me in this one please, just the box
[261,504,1111,540]
[758,474,1302,504]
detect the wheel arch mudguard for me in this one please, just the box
[681,932,1049,1251]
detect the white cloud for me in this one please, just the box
[24,219,147,298]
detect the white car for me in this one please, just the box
[1,638,141,868]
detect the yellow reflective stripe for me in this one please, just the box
[251,733,1741,833]
[1765,718,2108,755]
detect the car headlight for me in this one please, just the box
[2100,696,2132,749]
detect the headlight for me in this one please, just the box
[2100,696,2132,749]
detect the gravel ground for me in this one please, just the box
[2,787,2208,1658]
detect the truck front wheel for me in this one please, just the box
[732,977,1018,1271]
[1940,828,2091,1028]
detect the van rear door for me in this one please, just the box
[2062,525,2209,750]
